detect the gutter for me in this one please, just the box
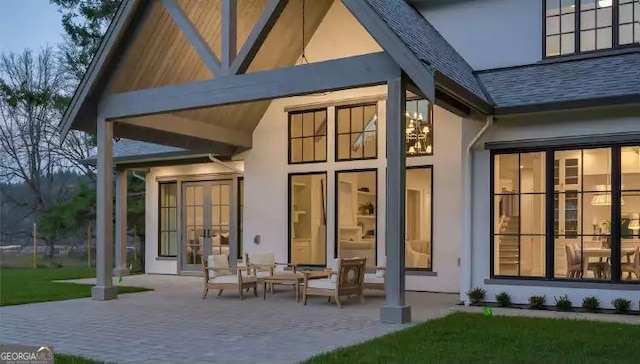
[464,115,493,304]
[208,154,244,175]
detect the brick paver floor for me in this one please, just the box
[0,274,458,363]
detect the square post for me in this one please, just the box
[380,71,411,324]
[92,118,118,300]
[113,168,130,277]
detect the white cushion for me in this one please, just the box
[364,273,384,284]
[307,278,336,290]
[208,254,230,278]
[254,271,271,279]
[211,275,257,284]
[249,252,276,267]
[328,258,341,283]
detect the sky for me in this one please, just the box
[0,0,64,54]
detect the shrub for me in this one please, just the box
[495,292,512,307]
[611,298,631,313]
[466,287,486,305]
[554,295,572,311]
[529,295,546,309]
[582,296,601,312]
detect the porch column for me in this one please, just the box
[92,118,118,300]
[380,71,410,323]
[113,168,130,277]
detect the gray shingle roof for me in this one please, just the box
[477,52,640,108]
[85,139,193,164]
[365,0,488,102]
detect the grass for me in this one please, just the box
[0,267,150,306]
[56,353,106,364]
[305,313,640,364]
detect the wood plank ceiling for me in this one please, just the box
[112,0,335,142]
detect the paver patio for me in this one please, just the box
[0,274,458,363]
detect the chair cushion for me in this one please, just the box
[364,273,384,284]
[254,271,271,279]
[328,258,341,283]
[208,254,230,278]
[307,278,335,290]
[211,275,256,284]
[249,252,276,266]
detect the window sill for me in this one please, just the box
[484,278,640,291]
[407,270,437,277]
[540,45,640,65]
[155,256,177,261]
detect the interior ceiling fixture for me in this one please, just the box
[406,104,433,155]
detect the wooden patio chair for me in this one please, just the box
[201,254,257,300]
[302,257,366,308]
[363,256,385,291]
[245,252,296,292]
[622,247,640,279]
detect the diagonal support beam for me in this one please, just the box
[229,0,288,75]
[160,0,222,77]
[221,0,237,71]
[100,52,398,120]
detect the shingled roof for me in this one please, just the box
[477,52,640,110]
[365,0,488,103]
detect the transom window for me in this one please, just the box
[336,104,378,161]
[159,183,178,257]
[289,109,327,164]
[406,99,434,156]
[544,0,639,57]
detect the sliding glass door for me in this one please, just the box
[289,173,327,266]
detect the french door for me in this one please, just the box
[182,180,232,272]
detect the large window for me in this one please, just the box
[159,183,178,257]
[289,109,327,164]
[406,167,433,270]
[237,177,244,260]
[336,104,378,161]
[289,173,327,266]
[492,145,640,283]
[336,170,376,267]
[544,0,639,57]
[406,100,433,156]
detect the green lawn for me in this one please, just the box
[306,313,640,364]
[0,267,150,306]
[56,353,106,364]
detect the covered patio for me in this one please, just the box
[59,0,488,324]
[0,275,458,363]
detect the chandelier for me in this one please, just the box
[405,101,433,155]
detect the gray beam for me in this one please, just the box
[221,0,237,71]
[101,52,397,120]
[160,0,222,77]
[113,169,130,277]
[229,0,288,75]
[341,0,435,103]
[380,71,411,324]
[92,119,118,301]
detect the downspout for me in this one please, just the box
[132,171,146,182]
[208,154,244,175]
[464,115,493,304]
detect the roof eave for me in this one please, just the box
[494,94,640,116]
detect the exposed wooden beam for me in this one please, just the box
[160,0,221,77]
[221,0,237,71]
[100,52,398,120]
[229,0,288,75]
[120,113,252,148]
[341,0,435,103]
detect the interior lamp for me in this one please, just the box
[629,212,640,231]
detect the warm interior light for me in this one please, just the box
[630,213,640,231]
[598,0,612,7]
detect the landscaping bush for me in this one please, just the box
[582,296,601,312]
[466,287,486,305]
[529,295,546,309]
[611,298,631,313]
[495,292,512,307]
[554,295,572,311]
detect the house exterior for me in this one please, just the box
[62,0,639,323]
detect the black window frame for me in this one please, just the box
[405,99,434,157]
[335,103,379,162]
[543,0,640,59]
[287,171,328,267]
[158,182,178,257]
[237,177,244,260]
[490,143,640,284]
[288,108,328,165]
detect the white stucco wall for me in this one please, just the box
[468,106,640,309]
[417,0,542,70]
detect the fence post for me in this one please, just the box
[33,223,37,269]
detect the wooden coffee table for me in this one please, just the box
[263,272,304,301]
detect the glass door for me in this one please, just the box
[182,180,234,273]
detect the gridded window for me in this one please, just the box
[579,0,613,52]
[619,0,640,45]
[336,103,378,161]
[159,183,178,257]
[289,109,327,164]
[545,0,577,56]
[406,99,433,156]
